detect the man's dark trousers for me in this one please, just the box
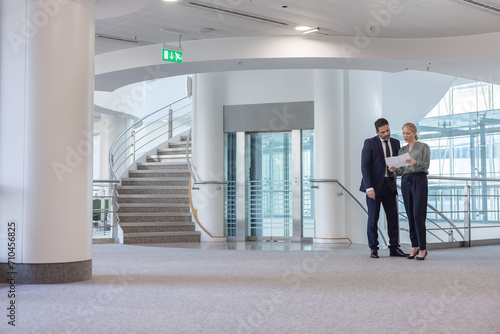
[366,177,399,251]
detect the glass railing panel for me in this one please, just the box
[247,180,292,238]
[225,180,237,237]
[92,180,119,239]
[397,176,500,244]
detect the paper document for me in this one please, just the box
[386,152,411,168]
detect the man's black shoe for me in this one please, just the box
[370,250,379,258]
[390,248,409,257]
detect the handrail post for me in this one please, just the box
[168,108,173,139]
[100,186,106,234]
[110,154,115,180]
[131,130,136,162]
[111,182,118,241]
[464,183,471,247]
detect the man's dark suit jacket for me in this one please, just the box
[360,136,401,195]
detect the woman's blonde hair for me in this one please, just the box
[402,122,419,140]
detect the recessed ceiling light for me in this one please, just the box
[303,28,319,34]
[162,0,179,2]
[295,26,312,31]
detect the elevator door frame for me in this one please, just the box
[236,130,302,242]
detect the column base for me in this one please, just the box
[313,238,352,244]
[1,259,92,284]
[200,234,228,242]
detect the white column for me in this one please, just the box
[345,70,385,246]
[0,0,95,283]
[98,115,134,180]
[191,73,227,241]
[313,70,348,243]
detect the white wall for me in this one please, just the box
[224,69,313,105]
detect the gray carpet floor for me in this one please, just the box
[2,243,500,334]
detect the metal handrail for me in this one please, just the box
[109,95,191,180]
[92,179,120,239]
[307,176,500,246]
[186,127,198,183]
[309,178,388,246]
[427,176,500,182]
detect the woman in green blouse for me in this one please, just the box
[389,123,430,260]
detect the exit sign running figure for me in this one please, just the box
[162,44,183,63]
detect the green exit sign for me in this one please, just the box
[162,44,183,63]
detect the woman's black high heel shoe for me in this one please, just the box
[415,250,428,261]
[407,248,419,259]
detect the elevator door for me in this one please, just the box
[246,131,301,241]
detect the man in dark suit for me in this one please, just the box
[360,118,407,258]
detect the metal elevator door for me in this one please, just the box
[244,131,302,241]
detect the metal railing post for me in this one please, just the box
[168,108,173,139]
[111,182,118,241]
[131,130,136,162]
[100,187,106,234]
[464,183,471,247]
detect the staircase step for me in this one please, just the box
[118,203,190,213]
[123,231,201,244]
[117,194,190,203]
[115,135,196,245]
[129,170,191,178]
[117,185,188,193]
[121,177,189,186]
[157,148,191,155]
[146,155,188,162]
[120,222,195,233]
[168,142,188,149]
[119,212,192,222]
[137,162,189,170]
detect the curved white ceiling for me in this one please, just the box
[95,0,149,19]
[95,33,500,92]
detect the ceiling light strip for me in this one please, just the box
[187,1,289,26]
[96,34,139,43]
[461,0,500,13]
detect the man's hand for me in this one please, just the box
[388,166,396,172]
[367,189,375,199]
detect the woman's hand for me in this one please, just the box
[406,158,416,165]
[388,166,396,172]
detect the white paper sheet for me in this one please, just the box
[385,152,411,168]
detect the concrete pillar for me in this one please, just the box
[345,70,385,246]
[313,70,348,243]
[0,0,95,283]
[191,73,227,241]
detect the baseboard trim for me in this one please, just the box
[0,259,92,284]
[313,238,352,244]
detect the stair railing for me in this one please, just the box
[92,179,120,240]
[109,95,192,181]
[310,179,388,246]
[421,175,500,247]
[309,176,500,248]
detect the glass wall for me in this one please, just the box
[393,80,500,242]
